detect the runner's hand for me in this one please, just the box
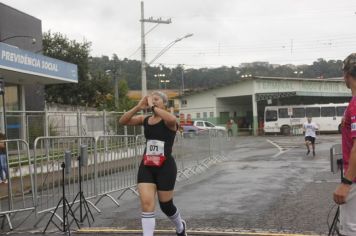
[147,95,153,107]
[333,184,351,205]
[137,96,149,110]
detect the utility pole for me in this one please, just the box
[140,1,171,97]
[105,69,120,110]
[114,73,119,109]
[181,65,185,95]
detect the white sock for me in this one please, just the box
[141,212,155,236]
[168,209,184,233]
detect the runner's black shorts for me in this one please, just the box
[137,155,177,191]
[305,136,315,144]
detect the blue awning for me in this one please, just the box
[0,42,78,84]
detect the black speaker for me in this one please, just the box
[64,151,71,175]
[80,145,88,167]
[0,78,4,95]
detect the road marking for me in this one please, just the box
[266,139,303,157]
[266,139,283,152]
[76,228,318,236]
[266,139,289,157]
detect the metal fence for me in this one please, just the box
[330,143,342,174]
[94,135,142,207]
[4,110,143,146]
[0,130,227,231]
[32,136,98,225]
[0,139,34,230]
[4,110,272,146]
[175,130,227,180]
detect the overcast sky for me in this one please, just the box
[2,0,356,68]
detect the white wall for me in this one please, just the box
[180,80,254,119]
[180,92,217,119]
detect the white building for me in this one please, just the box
[179,76,351,135]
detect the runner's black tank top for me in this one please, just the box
[143,116,176,157]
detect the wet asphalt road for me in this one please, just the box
[4,134,341,235]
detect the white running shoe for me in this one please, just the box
[176,220,187,236]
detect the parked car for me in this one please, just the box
[193,120,226,131]
[180,120,226,137]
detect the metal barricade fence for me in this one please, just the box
[175,130,218,179]
[33,136,98,223]
[0,139,34,230]
[209,129,228,160]
[94,135,141,207]
[330,144,342,174]
[46,111,79,136]
[291,124,304,136]
[329,143,342,235]
[3,111,144,147]
[1,131,227,230]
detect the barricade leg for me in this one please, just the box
[1,214,12,230]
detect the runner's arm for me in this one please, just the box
[119,96,148,126]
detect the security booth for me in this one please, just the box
[179,76,351,136]
[0,42,78,140]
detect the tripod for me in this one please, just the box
[70,155,94,226]
[328,159,343,236]
[43,162,80,234]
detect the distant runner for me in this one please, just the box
[303,117,318,157]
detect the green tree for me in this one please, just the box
[43,31,97,105]
[118,80,136,111]
[88,54,137,111]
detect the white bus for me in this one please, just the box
[264,103,349,135]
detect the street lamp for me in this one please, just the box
[154,74,165,89]
[0,35,36,44]
[294,71,303,78]
[141,33,193,97]
[160,79,170,90]
[241,74,253,78]
[148,33,194,65]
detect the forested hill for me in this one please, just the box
[42,31,344,109]
[89,56,344,91]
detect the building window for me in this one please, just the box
[6,85,20,110]
[168,100,174,108]
[196,113,200,118]
[181,100,187,107]
[203,112,207,118]
[209,112,214,117]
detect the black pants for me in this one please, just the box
[228,129,233,137]
[137,156,177,191]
